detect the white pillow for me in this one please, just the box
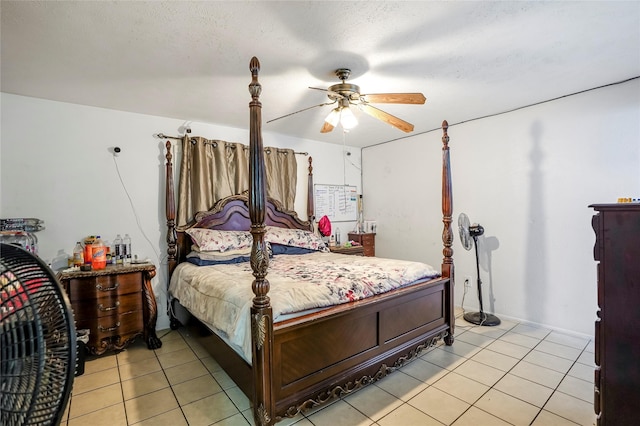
[185,228,253,252]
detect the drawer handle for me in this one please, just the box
[98,301,120,312]
[98,321,121,332]
[96,282,119,292]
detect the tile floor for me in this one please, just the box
[61,309,597,425]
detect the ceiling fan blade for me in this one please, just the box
[266,101,336,124]
[362,93,426,104]
[360,104,415,133]
[320,121,335,133]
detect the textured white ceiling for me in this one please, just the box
[2,1,639,147]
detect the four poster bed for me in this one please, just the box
[163,57,455,425]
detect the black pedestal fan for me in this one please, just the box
[1,243,77,425]
[458,213,500,326]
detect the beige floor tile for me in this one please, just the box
[118,356,162,381]
[485,339,531,359]
[157,329,183,342]
[499,331,541,349]
[124,387,179,424]
[544,331,590,350]
[172,374,222,405]
[201,356,224,374]
[493,373,554,407]
[535,340,583,361]
[432,371,490,404]
[567,361,594,382]
[531,410,582,425]
[121,370,169,400]
[401,358,448,384]
[153,334,189,355]
[214,412,252,425]
[213,368,239,390]
[306,399,372,426]
[68,383,123,419]
[117,342,157,365]
[132,407,188,425]
[440,339,483,359]
[556,375,594,403]
[72,366,120,395]
[471,348,520,372]
[421,347,467,370]
[408,386,470,425]
[343,384,403,421]
[522,350,574,374]
[225,386,251,411]
[453,359,506,387]
[474,389,539,425]
[156,347,198,370]
[67,401,126,426]
[378,403,443,426]
[576,350,595,366]
[493,318,518,331]
[543,390,597,426]
[467,325,508,339]
[375,371,429,402]
[510,360,565,389]
[182,391,240,425]
[83,353,118,375]
[511,323,552,340]
[163,359,209,385]
[451,406,512,426]
[454,329,495,348]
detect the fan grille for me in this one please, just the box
[1,243,76,426]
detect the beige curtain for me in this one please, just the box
[177,136,297,227]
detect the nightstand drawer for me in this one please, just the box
[66,272,142,301]
[71,292,143,319]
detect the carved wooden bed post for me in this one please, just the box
[441,120,455,345]
[307,156,314,222]
[248,57,275,426]
[166,141,178,277]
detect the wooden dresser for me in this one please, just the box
[58,263,162,355]
[590,203,640,425]
[348,232,376,257]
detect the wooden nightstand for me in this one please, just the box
[58,263,162,355]
[329,245,364,256]
[348,232,376,257]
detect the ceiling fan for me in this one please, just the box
[266,68,426,133]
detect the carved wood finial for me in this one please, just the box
[249,57,262,100]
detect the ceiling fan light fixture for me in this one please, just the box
[324,108,340,127]
[340,106,358,130]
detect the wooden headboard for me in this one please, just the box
[172,194,312,273]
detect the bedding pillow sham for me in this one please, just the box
[185,228,253,252]
[265,226,328,252]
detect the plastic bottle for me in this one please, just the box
[103,239,111,265]
[72,242,84,267]
[114,234,123,265]
[123,233,132,265]
[83,236,96,265]
[91,236,107,270]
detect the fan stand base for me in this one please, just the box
[463,311,501,327]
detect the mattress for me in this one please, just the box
[169,251,440,361]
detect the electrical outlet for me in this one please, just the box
[464,276,472,289]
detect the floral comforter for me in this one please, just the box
[169,252,439,361]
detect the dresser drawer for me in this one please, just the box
[77,310,144,342]
[71,292,143,320]
[66,272,142,301]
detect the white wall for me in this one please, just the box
[0,93,362,329]
[363,79,640,336]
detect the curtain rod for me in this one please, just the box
[156,132,308,156]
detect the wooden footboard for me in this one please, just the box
[182,275,452,422]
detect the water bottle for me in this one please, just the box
[123,233,132,265]
[114,234,123,265]
[335,228,341,246]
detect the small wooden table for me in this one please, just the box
[57,263,162,355]
[329,245,364,256]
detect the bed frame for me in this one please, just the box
[164,57,455,425]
